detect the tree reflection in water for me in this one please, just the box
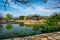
[0,24,3,29]
[32,25,42,35]
[0,24,3,32]
[32,26,39,31]
[19,22,24,26]
[6,24,13,30]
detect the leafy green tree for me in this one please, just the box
[6,13,13,20]
[24,16,27,20]
[39,13,60,33]
[46,13,60,26]
[32,14,41,21]
[19,16,28,20]
[19,16,24,20]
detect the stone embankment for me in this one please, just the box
[2,32,60,40]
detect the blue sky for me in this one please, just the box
[0,0,60,17]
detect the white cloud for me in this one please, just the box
[0,0,58,16]
[9,2,56,16]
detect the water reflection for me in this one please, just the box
[32,25,42,34]
[18,22,32,27]
[0,24,3,29]
[32,26,39,31]
[6,24,13,30]
[0,24,4,32]
[19,22,24,26]
[0,23,42,38]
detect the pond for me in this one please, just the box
[0,23,42,39]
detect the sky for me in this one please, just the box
[0,0,60,17]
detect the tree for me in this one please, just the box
[24,16,28,20]
[6,13,13,21]
[32,14,40,21]
[19,16,25,20]
[46,13,60,26]
[19,16,28,20]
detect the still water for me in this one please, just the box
[0,23,42,39]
